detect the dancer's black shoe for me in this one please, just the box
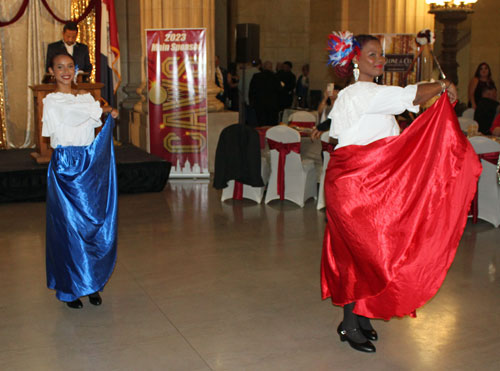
[361,328,378,341]
[88,292,102,306]
[358,316,378,341]
[66,298,83,309]
[337,322,376,353]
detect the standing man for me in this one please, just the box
[296,64,310,108]
[249,61,281,126]
[239,58,261,125]
[45,21,92,78]
[214,55,227,104]
[277,61,296,109]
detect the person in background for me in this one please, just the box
[296,64,310,108]
[215,55,227,104]
[311,86,338,140]
[275,62,283,74]
[249,61,281,126]
[277,61,296,110]
[226,62,240,111]
[45,21,92,78]
[239,59,261,125]
[468,62,496,109]
[43,52,118,309]
[474,85,499,135]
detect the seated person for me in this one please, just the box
[311,86,338,140]
[45,21,92,79]
[474,85,499,135]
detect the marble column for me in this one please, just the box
[432,10,469,85]
[115,0,140,143]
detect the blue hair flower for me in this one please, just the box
[327,31,360,67]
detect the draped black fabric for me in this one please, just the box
[0,144,170,203]
[213,124,264,189]
[474,97,499,134]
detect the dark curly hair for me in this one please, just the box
[474,62,492,80]
[49,52,75,69]
[334,34,380,78]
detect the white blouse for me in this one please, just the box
[42,92,103,148]
[328,82,420,149]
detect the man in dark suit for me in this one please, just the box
[45,22,92,77]
[276,61,296,110]
[249,61,282,126]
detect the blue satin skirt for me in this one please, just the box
[46,116,118,302]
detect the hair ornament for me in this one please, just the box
[73,64,82,84]
[416,29,435,46]
[327,31,360,67]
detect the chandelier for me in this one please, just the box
[426,0,477,13]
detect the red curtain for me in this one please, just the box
[0,0,29,27]
[41,0,98,24]
[0,0,98,27]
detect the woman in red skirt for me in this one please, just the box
[321,32,482,353]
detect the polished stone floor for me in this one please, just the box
[0,180,499,370]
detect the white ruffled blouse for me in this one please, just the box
[328,82,420,149]
[42,92,103,148]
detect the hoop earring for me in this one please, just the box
[353,63,359,82]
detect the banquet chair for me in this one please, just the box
[214,124,268,203]
[458,117,478,133]
[317,131,334,210]
[221,159,270,203]
[469,136,500,228]
[288,111,317,129]
[264,125,317,207]
[462,108,475,119]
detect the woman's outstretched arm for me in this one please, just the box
[413,79,457,106]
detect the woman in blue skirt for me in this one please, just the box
[43,52,118,309]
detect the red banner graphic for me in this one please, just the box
[147,29,208,176]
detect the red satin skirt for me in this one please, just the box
[321,95,482,320]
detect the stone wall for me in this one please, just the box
[308,0,343,92]
[469,0,500,98]
[229,0,311,78]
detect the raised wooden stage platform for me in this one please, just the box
[0,144,171,203]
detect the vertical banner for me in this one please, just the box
[147,28,209,178]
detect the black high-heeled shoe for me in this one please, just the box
[88,292,102,306]
[358,315,378,341]
[337,322,376,353]
[66,298,83,309]
[361,328,378,341]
